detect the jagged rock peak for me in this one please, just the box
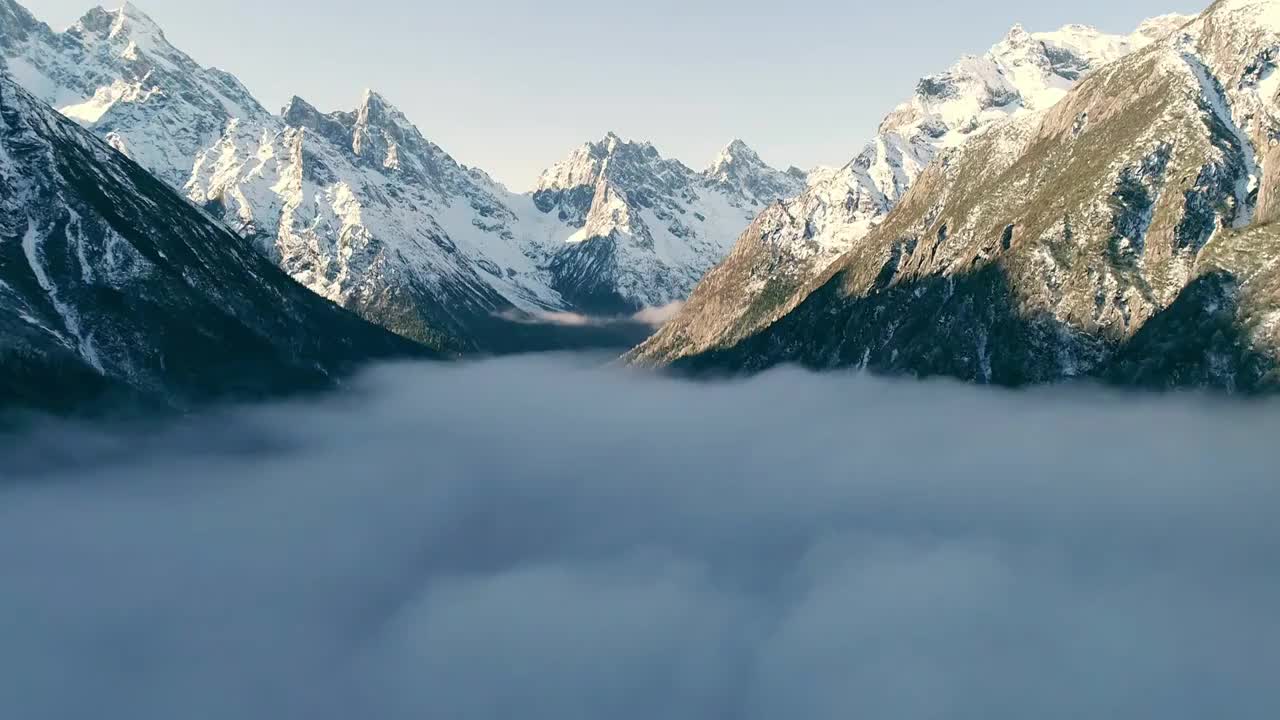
[594,131,660,156]
[1,0,270,184]
[707,138,764,172]
[280,94,349,142]
[702,138,806,205]
[602,130,624,150]
[281,89,421,144]
[354,88,411,126]
[280,94,318,119]
[277,88,466,192]
[73,3,167,45]
[556,131,644,163]
[534,131,677,194]
[1000,23,1032,44]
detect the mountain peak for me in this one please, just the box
[702,138,804,207]
[281,90,421,148]
[988,23,1034,55]
[71,2,166,47]
[1134,13,1193,42]
[281,94,321,123]
[596,131,635,155]
[354,88,411,126]
[282,94,312,113]
[710,139,763,170]
[109,2,165,39]
[281,94,358,148]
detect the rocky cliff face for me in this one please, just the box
[0,73,427,415]
[630,15,1194,366]
[661,0,1280,392]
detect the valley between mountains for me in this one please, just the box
[4,0,1280,413]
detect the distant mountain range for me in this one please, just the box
[0,0,804,353]
[5,0,1280,414]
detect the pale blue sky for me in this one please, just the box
[29,0,1203,189]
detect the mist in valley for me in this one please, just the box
[1,356,1278,720]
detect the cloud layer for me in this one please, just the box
[1,357,1278,720]
[499,300,685,329]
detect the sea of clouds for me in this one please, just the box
[1,356,1278,719]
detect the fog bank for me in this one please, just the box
[1,357,1278,719]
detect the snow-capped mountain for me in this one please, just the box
[703,139,809,206]
[650,0,1280,392]
[186,90,580,352]
[2,0,804,352]
[533,133,805,313]
[0,72,427,414]
[0,0,269,187]
[631,14,1193,366]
